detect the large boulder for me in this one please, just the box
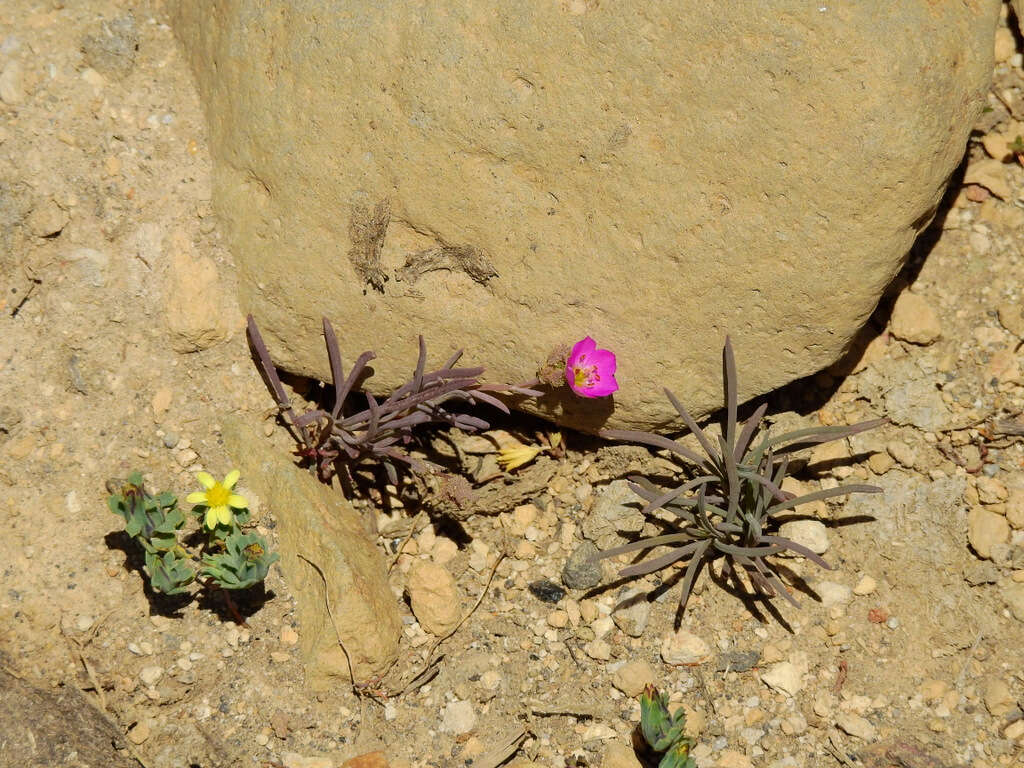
[169,1,998,430]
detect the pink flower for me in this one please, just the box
[565,336,618,398]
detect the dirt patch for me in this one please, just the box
[0,3,1022,768]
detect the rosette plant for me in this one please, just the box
[599,338,883,611]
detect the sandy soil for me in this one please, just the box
[1,3,1023,768]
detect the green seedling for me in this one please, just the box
[638,685,697,768]
[107,471,278,620]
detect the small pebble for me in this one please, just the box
[528,579,566,603]
[139,666,163,686]
[162,431,179,448]
[127,720,151,744]
[853,575,877,596]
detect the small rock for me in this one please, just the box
[341,752,390,768]
[601,742,642,768]
[714,650,761,673]
[815,581,853,608]
[562,541,604,589]
[75,614,95,632]
[715,750,754,768]
[612,587,650,637]
[1005,719,1024,742]
[853,575,877,596]
[611,660,656,697]
[407,561,462,636]
[139,666,163,686]
[162,431,180,449]
[994,26,1017,63]
[440,699,476,735]
[584,639,612,660]
[282,754,333,768]
[164,248,233,352]
[0,59,25,105]
[890,292,941,344]
[126,720,150,744]
[432,536,458,564]
[528,579,566,603]
[661,628,711,665]
[26,199,69,238]
[998,302,1024,339]
[977,477,1008,505]
[982,678,1013,716]
[760,660,806,697]
[964,158,1011,200]
[582,723,617,741]
[547,610,569,628]
[778,519,830,555]
[479,669,502,691]
[152,387,173,416]
[868,452,894,475]
[835,713,876,741]
[280,626,299,645]
[1005,489,1024,529]
[81,13,138,78]
[1004,582,1024,622]
[967,507,1009,560]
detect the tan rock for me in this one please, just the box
[601,742,642,768]
[998,302,1024,339]
[221,416,401,687]
[964,158,1012,200]
[26,199,68,238]
[0,60,25,105]
[1005,583,1024,622]
[994,26,1017,63]
[164,246,235,352]
[168,0,999,430]
[716,750,754,768]
[407,560,462,636]
[610,659,656,697]
[967,507,1010,560]
[1006,488,1024,529]
[890,291,941,345]
[661,628,711,665]
[341,753,389,768]
[983,677,1014,716]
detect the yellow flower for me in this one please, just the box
[496,444,542,472]
[187,470,248,529]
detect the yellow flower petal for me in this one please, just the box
[228,493,248,509]
[214,505,232,526]
[204,506,219,529]
[496,445,541,471]
[224,469,240,490]
[186,491,208,504]
[197,472,216,490]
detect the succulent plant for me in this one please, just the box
[108,471,277,606]
[638,685,697,768]
[599,338,883,611]
[107,472,184,554]
[200,530,280,591]
[247,314,539,486]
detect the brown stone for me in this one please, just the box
[168,0,999,430]
[221,416,400,687]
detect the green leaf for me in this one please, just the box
[201,531,279,590]
[145,550,195,595]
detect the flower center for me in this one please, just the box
[573,364,597,388]
[206,483,230,508]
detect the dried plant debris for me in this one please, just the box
[247,315,539,487]
[347,198,391,292]
[599,337,884,612]
[397,243,498,286]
